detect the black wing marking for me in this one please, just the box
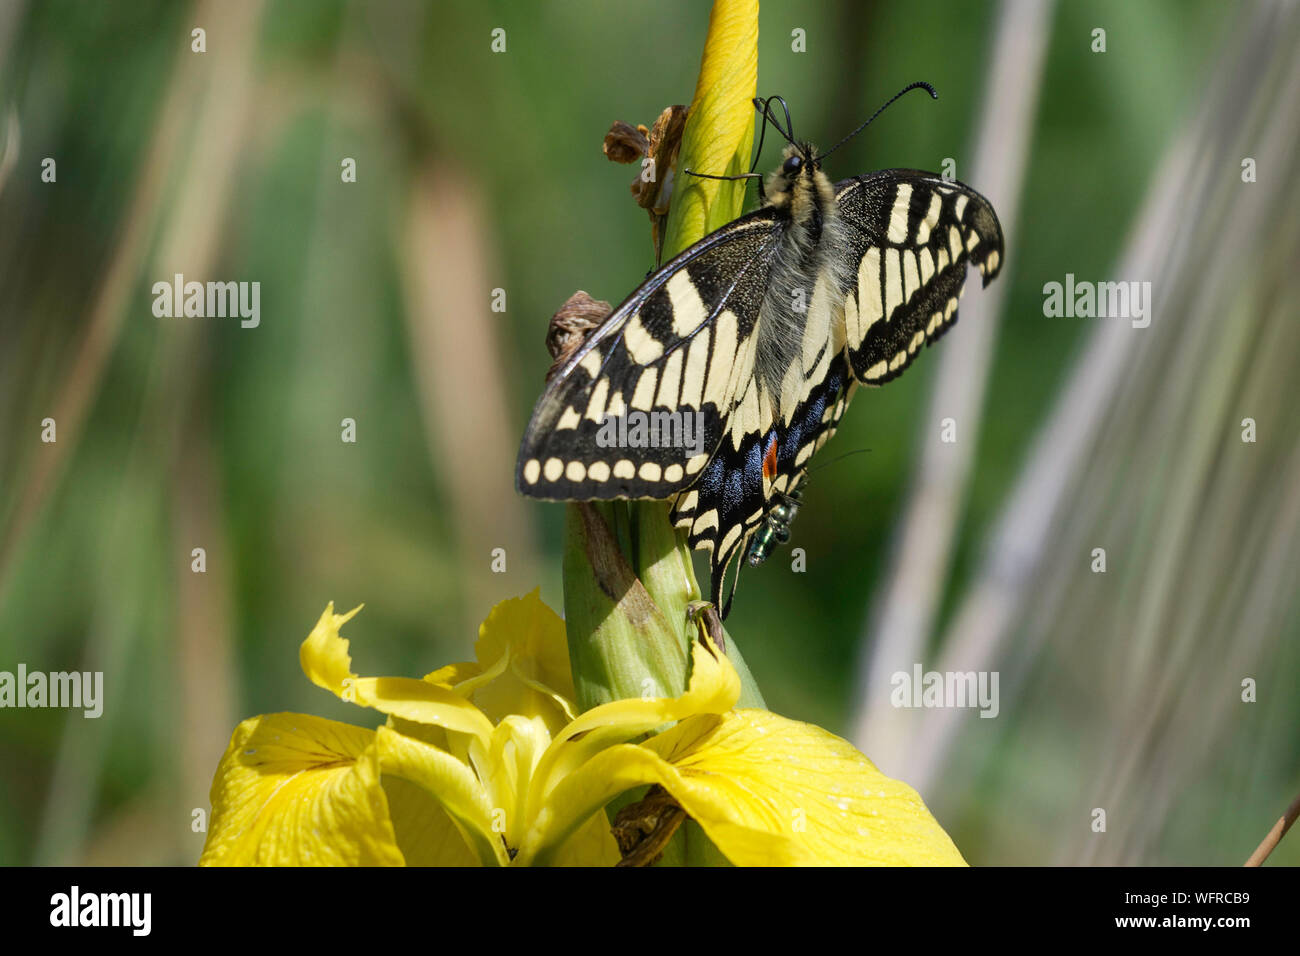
[834,171,1003,384]
[516,210,786,500]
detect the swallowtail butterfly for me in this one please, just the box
[517,86,1004,616]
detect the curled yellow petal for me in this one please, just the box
[351,676,496,742]
[299,603,496,745]
[299,602,363,696]
[200,713,403,866]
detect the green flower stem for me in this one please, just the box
[563,502,690,710]
[562,0,764,714]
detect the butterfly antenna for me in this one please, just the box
[682,168,764,184]
[684,95,796,199]
[818,81,938,161]
[805,447,872,478]
[754,95,798,150]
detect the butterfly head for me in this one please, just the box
[765,143,833,222]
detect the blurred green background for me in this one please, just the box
[1,0,1297,866]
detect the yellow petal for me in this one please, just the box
[200,713,404,866]
[469,589,576,728]
[374,726,507,866]
[529,636,738,807]
[351,676,496,742]
[299,602,363,697]
[516,743,666,865]
[299,603,496,745]
[379,780,483,868]
[661,0,758,257]
[423,661,482,687]
[548,810,622,867]
[381,775,479,866]
[646,710,968,866]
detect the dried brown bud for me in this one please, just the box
[545,290,612,381]
[603,121,650,164]
[602,105,689,262]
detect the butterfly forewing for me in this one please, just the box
[516,211,785,500]
[835,171,1003,384]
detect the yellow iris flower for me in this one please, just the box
[199,590,965,866]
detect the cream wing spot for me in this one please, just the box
[948,225,963,262]
[858,247,883,333]
[908,329,925,354]
[884,248,903,320]
[686,453,709,474]
[916,192,941,245]
[886,183,912,244]
[523,459,541,485]
[579,350,603,379]
[705,313,737,408]
[730,381,760,449]
[613,459,635,480]
[623,315,664,364]
[683,328,710,409]
[865,360,888,381]
[889,350,907,372]
[663,463,684,484]
[585,377,610,422]
[639,462,662,482]
[544,458,564,482]
[566,461,586,482]
[692,509,719,535]
[902,250,920,302]
[557,406,582,430]
[844,288,861,353]
[588,461,611,482]
[919,247,935,284]
[656,348,683,409]
[718,524,743,559]
[953,194,969,221]
[631,367,659,411]
[666,270,709,337]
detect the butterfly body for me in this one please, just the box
[518,129,1004,615]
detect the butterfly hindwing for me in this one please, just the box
[516,212,785,500]
[670,350,858,615]
[835,171,1003,384]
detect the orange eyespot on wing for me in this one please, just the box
[762,434,779,481]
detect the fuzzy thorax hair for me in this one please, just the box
[753,144,849,413]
